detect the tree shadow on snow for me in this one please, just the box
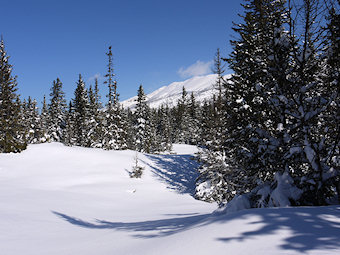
[143,154,199,195]
[53,205,340,253]
[215,206,340,253]
[52,211,210,238]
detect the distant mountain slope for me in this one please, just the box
[122,74,231,109]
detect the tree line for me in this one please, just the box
[0,42,221,154]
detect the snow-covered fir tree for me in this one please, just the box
[322,1,340,203]
[187,92,201,145]
[64,101,75,146]
[199,100,214,146]
[134,84,152,153]
[210,48,226,151]
[87,80,104,148]
[284,0,339,205]
[156,105,173,152]
[48,78,67,143]
[72,74,90,147]
[225,0,290,192]
[174,86,191,144]
[195,0,340,207]
[0,38,26,153]
[102,46,127,150]
[24,97,44,144]
[125,108,136,150]
[40,95,50,143]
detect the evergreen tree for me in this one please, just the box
[0,38,26,153]
[72,74,90,147]
[275,0,334,205]
[156,105,173,152]
[125,108,136,150]
[187,92,200,145]
[323,0,340,203]
[222,0,292,197]
[88,82,104,148]
[175,86,190,144]
[196,0,294,204]
[212,48,226,93]
[210,48,227,151]
[25,97,43,144]
[48,78,67,142]
[64,101,75,146]
[199,100,214,146]
[40,95,50,143]
[102,46,127,150]
[195,0,339,206]
[93,78,105,148]
[134,84,151,152]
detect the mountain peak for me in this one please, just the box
[122,74,231,109]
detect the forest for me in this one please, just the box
[0,0,339,208]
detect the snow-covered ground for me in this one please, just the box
[0,143,339,255]
[122,74,231,109]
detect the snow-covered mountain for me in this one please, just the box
[122,74,231,109]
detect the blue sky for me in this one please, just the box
[2,0,243,105]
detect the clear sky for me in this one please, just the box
[2,0,244,105]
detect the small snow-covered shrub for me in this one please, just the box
[130,153,144,178]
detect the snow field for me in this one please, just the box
[0,143,339,255]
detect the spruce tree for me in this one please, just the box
[64,101,75,146]
[88,82,104,148]
[102,46,127,150]
[125,108,136,150]
[223,0,291,196]
[196,0,293,204]
[0,38,26,153]
[323,1,340,203]
[72,74,90,147]
[25,97,43,144]
[175,86,190,144]
[88,78,105,148]
[48,78,67,143]
[134,84,150,152]
[156,105,173,152]
[187,92,200,145]
[210,48,226,151]
[40,95,50,143]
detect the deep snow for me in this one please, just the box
[0,143,339,255]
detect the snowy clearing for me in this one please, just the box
[0,143,339,255]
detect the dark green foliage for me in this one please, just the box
[173,86,191,144]
[72,74,90,147]
[103,46,127,150]
[48,78,67,142]
[155,105,173,152]
[0,39,26,153]
[40,95,50,143]
[195,0,340,207]
[134,84,152,152]
[24,97,44,144]
[88,80,104,148]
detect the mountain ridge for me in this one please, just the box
[122,74,231,109]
